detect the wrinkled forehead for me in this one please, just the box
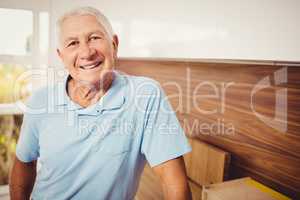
[58,14,111,46]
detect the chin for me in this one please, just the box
[84,70,115,87]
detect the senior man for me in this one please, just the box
[10,7,192,200]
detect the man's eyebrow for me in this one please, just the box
[88,30,105,36]
[63,37,78,44]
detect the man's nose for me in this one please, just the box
[78,43,95,59]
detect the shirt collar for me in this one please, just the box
[56,71,126,115]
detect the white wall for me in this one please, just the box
[49,0,300,66]
[0,0,49,11]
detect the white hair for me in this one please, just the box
[56,6,114,46]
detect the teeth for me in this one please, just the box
[84,64,96,69]
[80,62,102,70]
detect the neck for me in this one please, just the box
[67,72,115,108]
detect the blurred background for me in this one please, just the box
[0,2,49,189]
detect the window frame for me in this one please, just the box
[0,2,50,114]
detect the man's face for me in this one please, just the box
[57,14,118,85]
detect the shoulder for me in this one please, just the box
[121,73,162,96]
[26,86,47,106]
[21,84,56,114]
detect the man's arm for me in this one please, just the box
[9,155,37,200]
[152,156,192,200]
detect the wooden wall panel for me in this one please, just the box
[116,59,300,198]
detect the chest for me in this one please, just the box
[38,110,139,162]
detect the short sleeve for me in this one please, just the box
[16,97,40,163]
[141,83,191,167]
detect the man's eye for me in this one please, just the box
[90,36,101,41]
[67,41,78,47]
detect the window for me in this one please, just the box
[0,8,49,105]
[0,4,49,186]
[0,8,33,55]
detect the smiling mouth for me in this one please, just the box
[79,61,102,70]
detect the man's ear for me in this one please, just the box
[57,48,62,59]
[112,35,119,59]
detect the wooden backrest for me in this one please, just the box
[184,138,230,186]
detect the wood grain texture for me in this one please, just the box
[184,139,230,186]
[135,164,164,200]
[189,180,202,200]
[116,59,300,198]
[135,164,203,200]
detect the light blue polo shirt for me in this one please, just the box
[16,71,191,200]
